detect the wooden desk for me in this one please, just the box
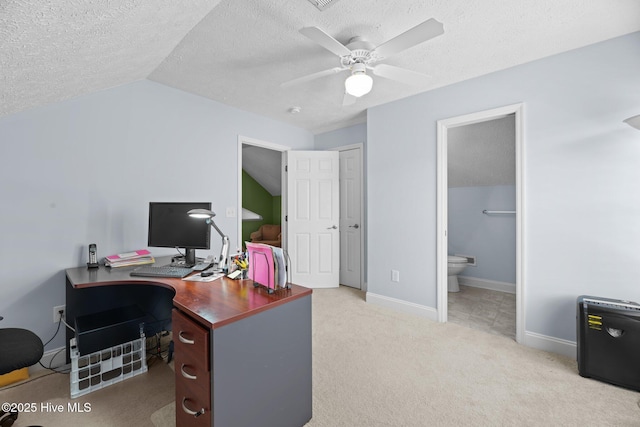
[65,260,312,427]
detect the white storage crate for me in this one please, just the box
[70,337,147,398]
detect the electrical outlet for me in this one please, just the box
[391,270,400,282]
[53,305,65,323]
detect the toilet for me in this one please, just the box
[447,256,468,292]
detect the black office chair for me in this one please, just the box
[0,316,44,427]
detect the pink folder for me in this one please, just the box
[246,242,275,290]
[105,249,152,262]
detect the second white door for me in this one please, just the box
[339,147,362,288]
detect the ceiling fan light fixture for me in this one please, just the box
[345,71,373,97]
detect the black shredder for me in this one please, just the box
[577,295,640,391]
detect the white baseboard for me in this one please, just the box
[365,291,576,360]
[458,276,516,294]
[366,292,438,322]
[30,346,70,375]
[523,331,577,359]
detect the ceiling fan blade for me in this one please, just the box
[281,67,345,88]
[370,64,431,86]
[300,27,352,57]
[373,18,444,59]
[342,92,356,106]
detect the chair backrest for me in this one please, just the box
[260,224,281,240]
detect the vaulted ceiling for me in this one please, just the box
[2,0,639,134]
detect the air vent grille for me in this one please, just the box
[307,0,342,11]
[583,298,640,312]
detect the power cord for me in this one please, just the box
[36,312,72,374]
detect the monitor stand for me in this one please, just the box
[184,248,196,266]
[169,249,197,268]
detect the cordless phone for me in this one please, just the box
[87,243,99,269]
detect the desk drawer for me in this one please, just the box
[174,350,210,394]
[176,375,211,427]
[172,309,210,371]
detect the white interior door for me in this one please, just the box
[287,151,340,288]
[339,147,362,288]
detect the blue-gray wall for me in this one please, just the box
[314,123,367,150]
[367,32,640,342]
[448,185,516,283]
[0,80,313,352]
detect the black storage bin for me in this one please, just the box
[577,295,640,391]
[75,305,146,356]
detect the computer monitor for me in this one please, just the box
[147,202,211,266]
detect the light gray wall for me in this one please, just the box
[314,123,367,150]
[448,185,516,283]
[367,32,640,342]
[0,80,313,352]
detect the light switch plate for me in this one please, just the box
[226,207,236,217]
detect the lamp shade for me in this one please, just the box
[624,114,640,130]
[345,73,373,97]
[187,208,216,219]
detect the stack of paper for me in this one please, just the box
[105,249,155,268]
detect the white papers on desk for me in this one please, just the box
[183,272,224,282]
[272,246,287,288]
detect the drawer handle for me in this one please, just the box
[182,398,205,418]
[178,331,195,345]
[180,363,197,380]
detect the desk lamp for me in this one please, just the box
[188,209,230,271]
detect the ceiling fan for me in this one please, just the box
[282,18,444,104]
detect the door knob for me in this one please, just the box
[349,224,360,229]
[327,225,337,230]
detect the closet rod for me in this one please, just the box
[482,210,516,215]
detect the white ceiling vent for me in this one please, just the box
[306,0,342,11]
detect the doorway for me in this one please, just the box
[436,103,525,343]
[237,137,364,290]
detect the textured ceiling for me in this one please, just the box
[0,0,221,117]
[2,0,640,134]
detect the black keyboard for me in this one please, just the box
[130,266,194,278]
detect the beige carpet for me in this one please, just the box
[307,287,640,426]
[0,358,174,427]
[3,286,640,426]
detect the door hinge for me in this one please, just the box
[285,215,288,221]
[285,165,288,172]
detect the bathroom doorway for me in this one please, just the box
[436,104,525,343]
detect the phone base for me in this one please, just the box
[87,262,99,269]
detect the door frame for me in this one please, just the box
[237,135,290,254]
[332,143,365,290]
[436,103,525,343]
